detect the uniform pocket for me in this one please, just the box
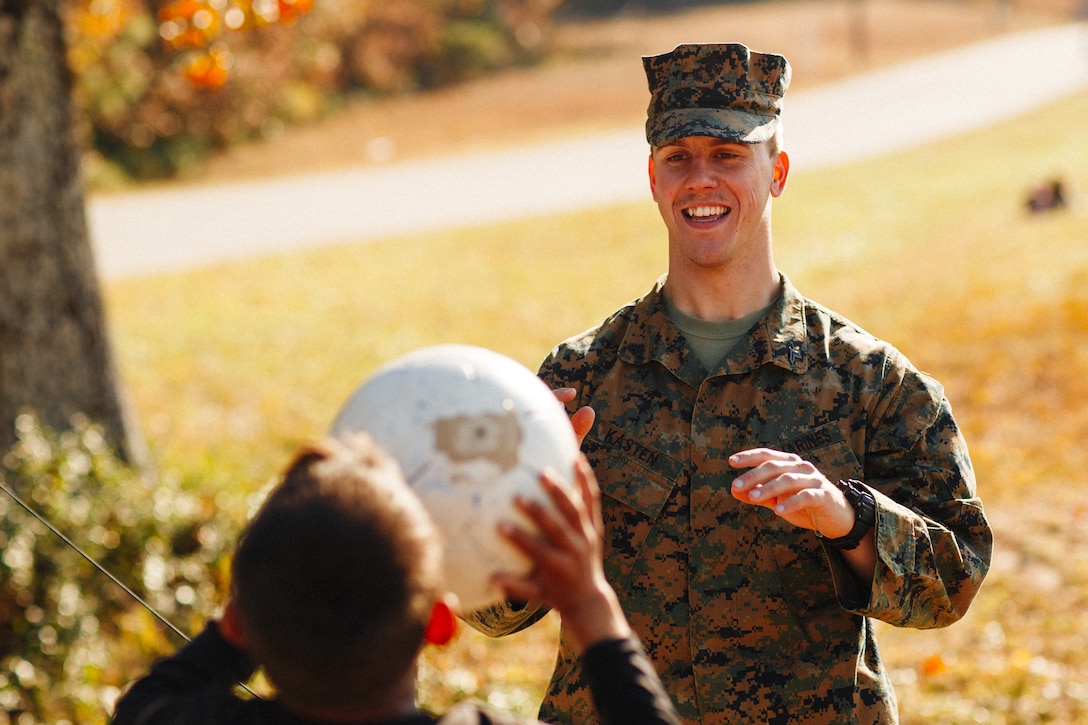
[584,423,680,515]
[582,420,684,588]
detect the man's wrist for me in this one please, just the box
[818,479,876,550]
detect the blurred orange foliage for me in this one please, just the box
[72,0,313,87]
[67,0,556,180]
[183,47,232,89]
[72,0,135,37]
[156,0,313,83]
[920,653,948,677]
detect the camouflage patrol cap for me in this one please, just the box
[643,43,791,146]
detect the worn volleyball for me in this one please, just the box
[329,344,580,612]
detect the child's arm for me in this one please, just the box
[493,455,680,725]
[111,620,257,724]
[493,455,627,653]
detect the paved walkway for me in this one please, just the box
[87,23,1088,280]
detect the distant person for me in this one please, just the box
[1026,177,1067,213]
[112,435,680,725]
[467,42,993,724]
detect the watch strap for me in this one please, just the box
[819,479,876,551]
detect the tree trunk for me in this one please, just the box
[0,0,140,461]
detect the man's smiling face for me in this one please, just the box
[649,135,787,273]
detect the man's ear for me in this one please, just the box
[424,596,459,647]
[770,150,790,197]
[648,155,657,197]
[218,600,247,649]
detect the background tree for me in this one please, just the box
[3,0,557,463]
[0,0,140,462]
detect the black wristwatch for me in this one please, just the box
[819,479,876,550]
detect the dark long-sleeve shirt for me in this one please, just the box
[111,621,679,725]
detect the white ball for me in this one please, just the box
[329,344,579,612]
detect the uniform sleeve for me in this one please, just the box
[581,636,680,725]
[852,362,993,629]
[111,621,257,724]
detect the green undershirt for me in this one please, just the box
[662,294,771,372]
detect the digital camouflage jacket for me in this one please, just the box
[467,276,992,725]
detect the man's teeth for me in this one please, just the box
[686,206,726,219]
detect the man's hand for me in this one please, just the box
[729,448,855,538]
[553,387,595,447]
[730,448,876,581]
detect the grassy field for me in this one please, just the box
[99,2,1088,721]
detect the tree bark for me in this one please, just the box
[0,0,139,461]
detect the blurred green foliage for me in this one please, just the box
[69,0,563,182]
[0,413,246,724]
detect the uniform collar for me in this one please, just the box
[617,274,810,379]
[760,275,810,375]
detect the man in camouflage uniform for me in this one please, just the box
[467,43,992,724]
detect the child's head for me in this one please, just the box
[229,434,444,714]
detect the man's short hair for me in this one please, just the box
[766,123,783,157]
[230,435,442,713]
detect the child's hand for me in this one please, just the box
[493,454,630,653]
